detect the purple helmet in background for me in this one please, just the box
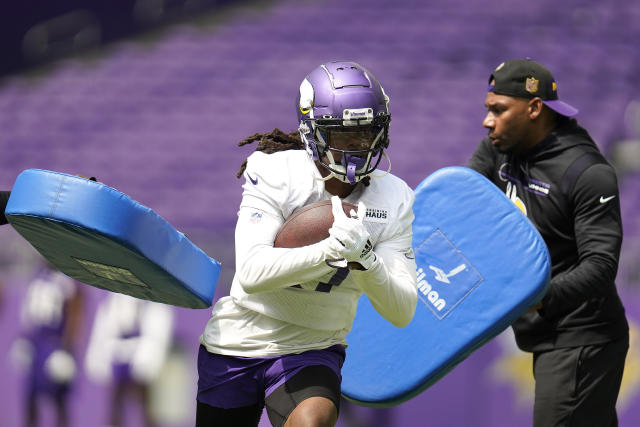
[296,61,391,184]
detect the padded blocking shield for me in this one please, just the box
[5,169,220,309]
[341,166,550,406]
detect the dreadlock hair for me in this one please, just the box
[236,127,370,186]
[237,128,304,178]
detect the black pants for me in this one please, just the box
[532,336,628,427]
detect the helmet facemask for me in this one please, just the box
[296,62,392,185]
[308,112,389,184]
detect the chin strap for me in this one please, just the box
[344,154,366,184]
[314,151,359,183]
[315,173,334,182]
[370,151,392,179]
[313,147,392,184]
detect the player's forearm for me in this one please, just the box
[237,241,335,293]
[352,249,417,328]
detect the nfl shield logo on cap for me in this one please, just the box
[525,77,539,94]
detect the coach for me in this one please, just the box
[468,59,629,427]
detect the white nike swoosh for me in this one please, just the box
[600,195,616,203]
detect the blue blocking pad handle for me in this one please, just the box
[341,166,550,406]
[5,169,221,309]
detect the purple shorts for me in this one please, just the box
[196,344,346,409]
[26,335,72,397]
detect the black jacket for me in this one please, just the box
[469,119,628,352]
[1,191,9,225]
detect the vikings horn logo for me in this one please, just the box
[299,78,314,115]
[525,77,539,94]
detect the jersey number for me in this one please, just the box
[291,267,350,293]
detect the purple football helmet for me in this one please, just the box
[296,61,391,184]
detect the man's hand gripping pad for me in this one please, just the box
[341,167,550,406]
[5,169,220,308]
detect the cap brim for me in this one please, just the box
[543,100,579,117]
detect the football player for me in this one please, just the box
[196,61,418,427]
[10,262,83,427]
[84,292,174,427]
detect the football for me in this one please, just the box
[273,200,357,248]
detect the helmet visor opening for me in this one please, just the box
[325,126,381,151]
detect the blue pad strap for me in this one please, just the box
[341,167,550,406]
[6,169,220,309]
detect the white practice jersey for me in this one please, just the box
[200,150,417,357]
[84,293,174,384]
[21,269,77,332]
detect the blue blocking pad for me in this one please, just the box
[341,166,550,406]
[5,169,221,309]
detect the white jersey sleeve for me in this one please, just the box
[350,179,417,328]
[233,150,337,293]
[84,294,174,384]
[20,270,77,331]
[234,207,336,293]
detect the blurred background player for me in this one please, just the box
[1,190,9,225]
[9,261,84,427]
[84,292,174,427]
[196,61,418,427]
[469,58,629,427]
[0,190,8,307]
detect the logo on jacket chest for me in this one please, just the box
[498,163,552,216]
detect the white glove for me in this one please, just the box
[326,196,377,270]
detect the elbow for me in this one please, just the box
[236,264,285,294]
[235,260,267,294]
[235,244,282,294]
[391,317,411,329]
[398,306,417,329]
[235,244,291,294]
[390,294,417,328]
[236,272,266,294]
[390,313,414,329]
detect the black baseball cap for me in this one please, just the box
[488,59,578,117]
